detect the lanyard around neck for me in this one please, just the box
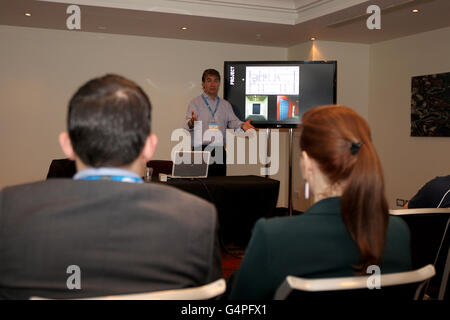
[201,94,220,119]
[80,175,143,183]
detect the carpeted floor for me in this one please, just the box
[221,244,246,279]
[219,209,303,279]
[220,209,448,301]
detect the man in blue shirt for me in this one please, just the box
[185,69,254,176]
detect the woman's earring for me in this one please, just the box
[304,181,310,199]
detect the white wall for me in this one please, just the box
[0,25,290,206]
[369,26,450,208]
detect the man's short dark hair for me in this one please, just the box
[68,74,151,167]
[202,69,221,82]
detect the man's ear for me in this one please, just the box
[59,132,76,160]
[141,134,158,162]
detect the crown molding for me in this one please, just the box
[39,0,368,25]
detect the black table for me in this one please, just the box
[156,175,280,245]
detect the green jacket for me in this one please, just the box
[229,197,411,300]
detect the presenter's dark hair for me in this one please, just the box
[202,69,221,82]
[300,105,389,274]
[68,74,151,167]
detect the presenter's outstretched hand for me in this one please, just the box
[188,111,198,128]
[241,118,255,132]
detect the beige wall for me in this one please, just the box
[369,26,450,208]
[288,40,370,211]
[2,24,449,210]
[288,29,450,210]
[0,25,291,206]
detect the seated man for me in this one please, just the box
[0,74,221,299]
[404,175,450,208]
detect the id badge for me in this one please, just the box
[208,122,219,130]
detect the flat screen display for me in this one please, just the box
[224,61,337,128]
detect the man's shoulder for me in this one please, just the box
[428,175,450,187]
[2,179,73,195]
[2,179,215,213]
[220,97,232,107]
[188,95,203,105]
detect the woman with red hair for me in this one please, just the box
[229,105,411,300]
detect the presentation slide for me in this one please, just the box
[245,66,300,95]
[224,61,336,128]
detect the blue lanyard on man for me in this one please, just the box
[201,94,220,120]
[80,175,143,183]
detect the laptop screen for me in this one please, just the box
[171,151,210,178]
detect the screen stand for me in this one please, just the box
[288,128,294,216]
[264,128,293,216]
[264,128,270,178]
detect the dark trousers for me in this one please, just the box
[195,145,226,177]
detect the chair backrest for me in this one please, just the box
[146,160,173,177]
[390,208,450,299]
[46,158,76,179]
[31,278,226,300]
[274,265,435,300]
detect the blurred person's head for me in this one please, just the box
[59,74,158,174]
[299,105,388,273]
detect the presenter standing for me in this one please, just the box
[185,69,254,176]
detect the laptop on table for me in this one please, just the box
[170,151,210,179]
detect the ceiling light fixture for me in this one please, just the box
[24,13,32,17]
[181,27,188,30]
[412,9,420,13]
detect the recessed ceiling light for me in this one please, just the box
[310,37,316,41]
[24,13,32,17]
[181,27,188,30]
[412,9,420,13]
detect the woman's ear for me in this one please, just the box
[301,151,313,182]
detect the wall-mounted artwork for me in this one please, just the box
[411,71,450,137]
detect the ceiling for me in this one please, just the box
[1,0,449,47]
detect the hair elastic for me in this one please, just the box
[350,142,362,155]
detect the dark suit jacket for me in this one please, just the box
[229,197,412,300]
[408,175,450,208]
[0,179,222,299]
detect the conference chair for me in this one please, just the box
[146,160,173,177]
[46,158,76,179]
[390,208,450,300]
[31,278,226,300]
[274,265,435,300]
